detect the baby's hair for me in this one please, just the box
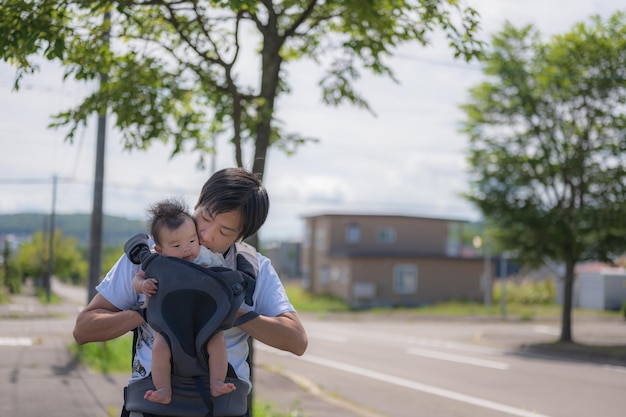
[147,197,194,246]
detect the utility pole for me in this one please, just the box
[500,253,508,319]
[483,238,491,308]
[473,233,492,308]
[45,174,57,303]
[87,10,110,303]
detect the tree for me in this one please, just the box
[1,0,482,182]
[2,239,23,294]
[15,230,88,286]
[461,12,626,342]
[80,242,127,277]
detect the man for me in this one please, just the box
[73,167,308,417]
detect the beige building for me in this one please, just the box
[301,214,490,308]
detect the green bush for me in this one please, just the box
[1,238,23,294]
[0,285,8,303]
[70,335,134,374]
[493,278,555,305]
[284,283,350,312]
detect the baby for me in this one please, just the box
[132,197,235,404]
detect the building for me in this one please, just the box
[301,214,490,308]
[263,240,301,280]
[556,263,626,311]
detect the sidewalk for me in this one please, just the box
[0,281,365,417]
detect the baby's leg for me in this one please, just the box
[207,331,236,397]
[144,333,173,404]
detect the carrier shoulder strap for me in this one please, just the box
[225,241,258,307]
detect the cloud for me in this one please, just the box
[1,1,623,242]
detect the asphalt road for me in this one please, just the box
[256,316,626,417]
[1,280,625,417]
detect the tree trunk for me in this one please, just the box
[560,260,575,342]
[253,33,282,180]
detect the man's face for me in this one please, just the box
[193,206,243,255]
[153,217,200,262]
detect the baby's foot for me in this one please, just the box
[144,387,172,404]
[210,380,236,397]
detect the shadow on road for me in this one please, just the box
[509,341,626,366]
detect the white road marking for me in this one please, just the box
[406,346,510,370]
[308,331,348,343]
[407,337,501,356]
[602,365,626,373]
[258,345,552,417]
[0,337,33,346]
[306,326,501,355]
[533,325,559,336]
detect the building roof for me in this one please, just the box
[302,212,475,223]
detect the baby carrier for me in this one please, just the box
[122,233,257,417]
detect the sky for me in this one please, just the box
[0,0,623,242]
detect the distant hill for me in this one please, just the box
[0,213,147,246]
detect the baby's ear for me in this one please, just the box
[154,245,162,254]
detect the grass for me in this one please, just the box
[35,287,61,304]
[285,279,623,321]
[70,333,134,374]
[283,283,351,313]
[0,285,9,304]
[253,398,303,417]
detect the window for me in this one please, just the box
[320,265,330,285]
[446,222,462,256]
[303,224,312,248]
[377,227,397,243]
[393,264,418,294]
[346,223,361,243]
[331,266,341,281]
[315,226,327,250]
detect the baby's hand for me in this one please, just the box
[142,278,159,296]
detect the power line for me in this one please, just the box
[393,53,483,71]
[0,177,73,185]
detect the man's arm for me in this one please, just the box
[237,310,307,356]
[73,293,145,345]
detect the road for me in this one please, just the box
[2,280,625,417]
[257,316,626,417]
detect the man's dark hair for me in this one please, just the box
[147,197,193,245]
[195,168,270,240]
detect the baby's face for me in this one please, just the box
[155,217,201,261]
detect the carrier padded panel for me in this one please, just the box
[142,255,246,376]
[162,288,217,358]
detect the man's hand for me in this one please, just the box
[237,311,307,356]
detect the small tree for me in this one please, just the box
[2,239,22,294]
[2,240,8,287]
[461,12,626,342]
[16,230,88,286]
